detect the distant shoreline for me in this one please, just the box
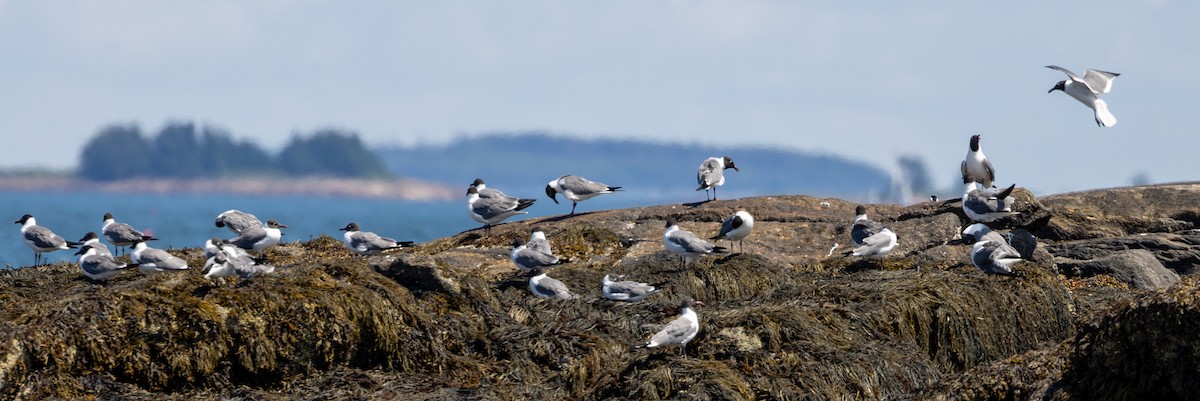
[0,176,457,201]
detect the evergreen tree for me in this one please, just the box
[78,124,153,181]
[151,121,206,178]
[277,129,390,178]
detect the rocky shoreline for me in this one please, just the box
[1,184,1198,400]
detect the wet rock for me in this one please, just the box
[1055,249,1180,290]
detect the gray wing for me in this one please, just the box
[650,315,697,346]
[607,280,658,299]
[514,248,559,268]
[981,158,995,185]
[140,248,189,270]
[1082,69,1119,94]
[527,238,553,255]
[25,226,67,249]
[973,241,1022,275]
[216,210,261,234]
[472,196,520,218]
[226,250,272,278]
[964,189,1013,215]
[716,214,742,239]
[533,276,574,300]
[104,223,146,243]
[227,227,269,249]
[478,187,511,200]
[852,229,894,256]
[559,175,611,196]
[1046,65,1081,80]
[350,231,397,252]
[850,220,885,246]
[81,255,128,276]
[668,229,719,253]
[697,158,723,188]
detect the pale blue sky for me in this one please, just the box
[0,1,1195,194]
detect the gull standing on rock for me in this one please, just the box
[15,214,80,267]
[102,212,155,256]
[601,274,667,302]
[466,186,535,234]
[663,217,727,267]
[205,243,274,280]
[226,219,288,255]
[75,245,137,282]
[545,175,622,215]
[1046,65,1121,127]
[697,156,739,202]
[528,267,576,299]
[636,298,705,356]
[526,227,553,255]
[79,232,112,256]
[711,210,754,254]
[960,135,995,188]
[339,222,414,255]
[215,209,262,235]
[130,240,190,273]
[962,183,1021,223]
[963,224,1025,276]
[847,205,897,258]
[510,238,562,273]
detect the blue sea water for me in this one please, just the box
[0,189,668,269]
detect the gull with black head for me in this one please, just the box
[697,156,739,202]
[15,214,81,267]
[1046,65,1121,127]
[545,175,622,215]
[339,222,413,255]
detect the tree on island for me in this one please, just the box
[77,121,389,181]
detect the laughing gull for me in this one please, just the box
[15,214,81,266]
[545,175,622,215]
[968,229,1024,277]
[102,212,155,255]
[215,209,262,235]
[79,232,112,256]
[663,217,727,267]
[75,245,136,282]
[527,227,553,255]
[204,236,223,258]
[636,298,704,356]
[961,223,1010,245]
[225,219,287,254]
[469,178,514,199]
[204,243,274,280]
[850,205,885,247]
[528,267,576,299]
[962,182,1020,223]
[697,156,739,201]
[339,222,414,255]
[1046,65,1121,127]
[511,238,562,273]
[960,135,995,188]
[601,274,667,302]
[711,210,754,254]
[130,240,190,273]
[466,187,535,234]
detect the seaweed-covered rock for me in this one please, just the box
[1055,249,1180,290]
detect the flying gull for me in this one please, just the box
[78,232,112,256]
[636,298,705,356]
[466,186,535,234]
[215,209,262,235]
[1046,65,1121,127]
[102,212,155,255]
[697,156,739,201]
[962,182,1020,223]
[528,267,576,299]
[225,219,288,255]
[710,210,754,254]
[663,217,727,267]
[960,134,995,188]
[130,240,190,273]
[510,238,562,273]
[75,245,137,282]
[601,274,667,302]
[339,222,414,255]
[545,175,622,215]
[15,214,81,267]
